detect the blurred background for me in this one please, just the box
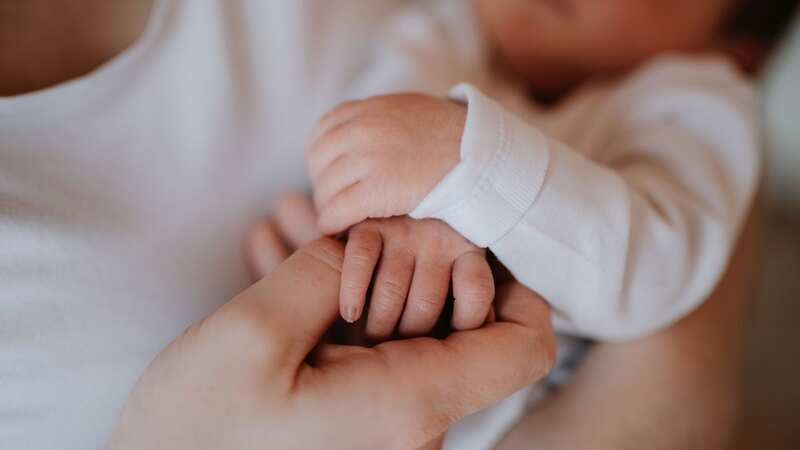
[734,15,800,450]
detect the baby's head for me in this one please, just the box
[474,0,799,95]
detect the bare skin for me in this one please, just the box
[473,0,739,96]
[108,238,556,450]
[252,193,760,450]
[0,0,153,96]
[304,2,761,446]
[2,1,754,448]
[495,201,762,450]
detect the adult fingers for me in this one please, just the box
[246,221,289,279]
[312,343,374,366]
[376,283,555,431]
[397,258,451,337]
[274,191,321,249]
[451,251,495,330]
[366,247,414,341]
[308,283,553,448]
[228,238,345,370]
[340,225,382,323]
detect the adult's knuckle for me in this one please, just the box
[213,302,280,357]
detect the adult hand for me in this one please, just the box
[246,191,321,277]
[494,206,762,450]
[108,238,555,450]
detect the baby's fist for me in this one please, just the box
[307,94,466,235]
[340,217,494,341]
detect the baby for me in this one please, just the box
[305,0,798,343]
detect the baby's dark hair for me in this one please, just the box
[725,0,800,44]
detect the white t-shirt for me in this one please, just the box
[0,1,487,449]
[0,1,759,449]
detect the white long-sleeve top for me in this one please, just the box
[0,1,759,449]
[0,1,515,450]
[412,57,760,341]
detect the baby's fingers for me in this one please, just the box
[317,182,380,235]
[340,225,382,323]
[306,100,373,182]
[451,251,495,331]
[398,258,451,337]
[312,154,370,212]
[366,247,414,341]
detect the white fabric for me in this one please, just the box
[0,1,760,450]
[0,1,494,449]
[412,56,760,341]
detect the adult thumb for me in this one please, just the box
[232,238,345,368]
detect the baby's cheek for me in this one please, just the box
[473,0,532,51]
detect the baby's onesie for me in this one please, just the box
[413,56,760,341]
[0,1,758,450]
[434,52,759,450]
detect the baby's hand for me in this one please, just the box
[340,216,494,341]
[307,94,466,235]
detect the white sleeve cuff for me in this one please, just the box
[410,83,550,247]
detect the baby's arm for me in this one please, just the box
[339,216,493,340]
[308,76,759,341]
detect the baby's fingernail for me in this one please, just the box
[343,306,361,323]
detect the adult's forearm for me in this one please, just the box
[495,204,762,450]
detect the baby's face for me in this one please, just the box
[474,0,735,93]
